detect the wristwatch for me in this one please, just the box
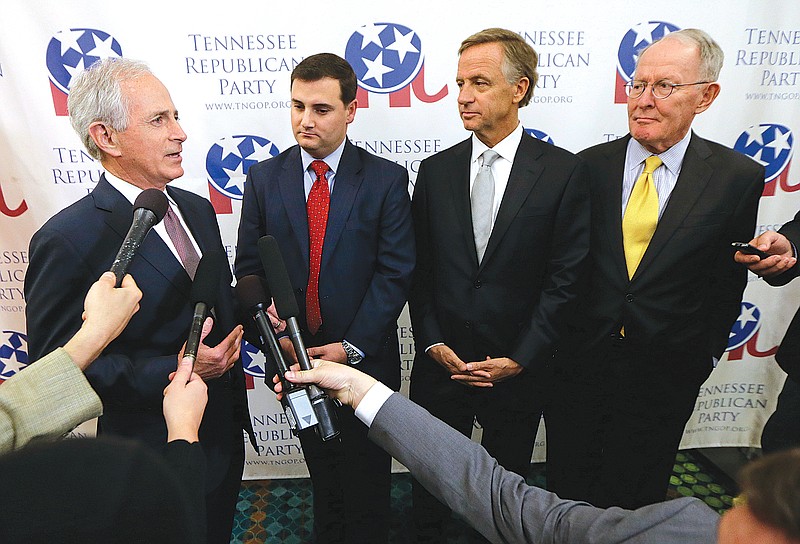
[341,340,363,365]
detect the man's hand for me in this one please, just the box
[279,336,298,365]
[266,300,286,333]
[180,318,243,380]
[64,272,142,370]
[163,356,208,443]
[307,342,347,364]
[275,359,377,410]
[734,231,797,277]
[428,344,469,375]
[451,357,523,386]
[427,344,496,387]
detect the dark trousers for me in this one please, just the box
[205,439,245,544]
[761,376,800,453]
[299,406,391,544]
[546,338,711,509]
[409,380,544,543]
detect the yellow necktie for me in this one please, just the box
[622,155,663,279]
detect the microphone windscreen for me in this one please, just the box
[133,189,169,222]
[235,275,270,311]
[191,250,224,307]
[258,235,300,319]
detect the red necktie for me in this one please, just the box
[306,160,330,334]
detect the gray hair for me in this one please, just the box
[639,28,724,81]
[459,28,539,108]
[67,57,152,160]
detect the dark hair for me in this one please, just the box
[738,448,800,539]
[291,53,358,104]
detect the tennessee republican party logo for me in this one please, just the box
[46,28,123,116]
[344,22,447,108]
[614,21,680,104]
[734,124,796,196]
[206,135,279,214]
[726,301,778,361]
[0,330,28,383]
[524,128,555,145]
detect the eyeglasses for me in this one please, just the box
[624,79,712,99]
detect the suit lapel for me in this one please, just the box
[448,139,478,266]
[481,134,544,268]
[279,147,311,270]
[598,138,630,282]
[322,140,362,270]
[93,175,190,296]
[634,133,713,278]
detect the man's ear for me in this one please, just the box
[694,82,721,115]
[88,122,121,158]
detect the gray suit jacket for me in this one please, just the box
[369,393,719,544]
[0,348,101,454]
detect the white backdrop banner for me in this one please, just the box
[1,0,799,479]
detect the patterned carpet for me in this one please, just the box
[230,450,737,543]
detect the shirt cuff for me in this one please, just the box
[354,382,393,427]
[425,342,444,353]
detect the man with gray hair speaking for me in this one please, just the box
[545,29,764,509]
[24,57,254,543]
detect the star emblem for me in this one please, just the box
[362,51,394,86]
[359,24,386,50]
[631,22,662,48]
[386,27,418,63]
[744,125,770,148]
[766,127,792,156]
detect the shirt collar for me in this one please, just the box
[300,139,346,176]
[104,171,177,208]
[627,130,692,176]
[470,122,524,165]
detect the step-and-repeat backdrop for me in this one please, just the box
[1,0,799,479]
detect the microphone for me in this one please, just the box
[258,235,340,441]
[184,250,224,371]
[235,275,318,434]
[109,189,169,287]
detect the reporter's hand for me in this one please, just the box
[163,356,208,443]
[734,231,796,277]
[64,272,142,370]
[275,359,376,410]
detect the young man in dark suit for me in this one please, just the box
[24,57,254,544]
[235,53,414,544]
[408,28,590,543]
[546,29,764,509]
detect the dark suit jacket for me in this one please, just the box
[409,132,590,407]
[766,211,800,381]
[235,139,415,390]
[369,392,719,544]
[564,133,764,370]
[24,175,254,489]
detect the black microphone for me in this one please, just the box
[184,250,224,371]
[258,235,340,441]
[235,275,318,434]
[109,189,169,287]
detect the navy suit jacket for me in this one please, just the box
[564,133,764,369]
[235,139,415,389]
[25,175,254,489]
[409,133,590,407]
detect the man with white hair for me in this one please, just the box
[544,29,764,509]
